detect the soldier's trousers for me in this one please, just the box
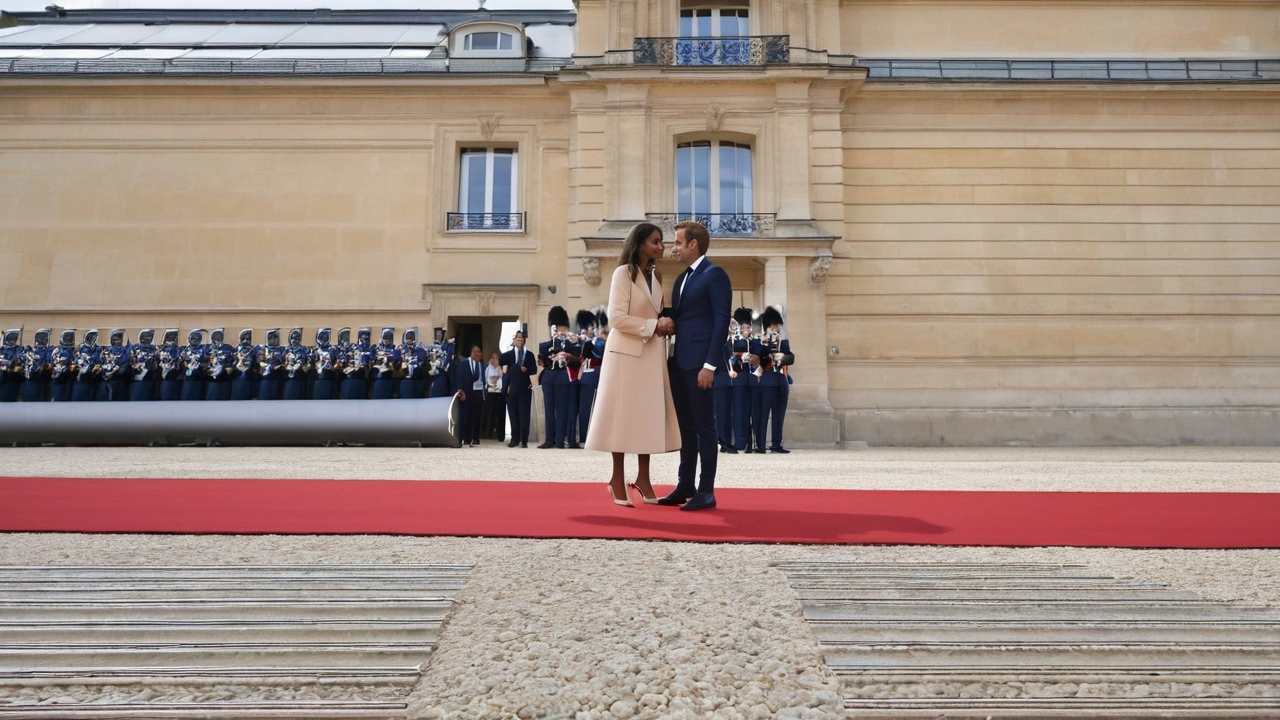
[312,378,337,400]
[371,377,395,400]
[0,379,19,402]
[258,377,283,400]
[283,378,308,400]
[71,380,96,402]
[49,380,72,402]
[21,380,49,403]
[540,383,555,444]
[181,380,205,401]
[160,379,182,401]
[206,381,232,401]
[97,378,128,401]
[578,377,598,444]
[714,382,733,448]
[754,385,779,451]
[772,382,789,449]
[339,378,366,400]
[128,380,155,402]
[732,384,753,451]
[230,377,254,400]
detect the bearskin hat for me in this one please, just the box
[760,306,784,330]
[548,305,570,329]
[576,309,596,332]
[733,307,754,327]
[596,309,608,330]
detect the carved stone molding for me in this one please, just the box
[479,115,501,139]
[705,104,726,132]
[582,257,601,287]
[476,291,496,316]
[809,253,833,285]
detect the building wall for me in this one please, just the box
[832,87,1280,444]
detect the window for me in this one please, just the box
[464,31,514,52]
[454,148,521,231]
[451,22,525,59]
[680,7,749,38]
[676,140,752,216]
[677,7,750,65]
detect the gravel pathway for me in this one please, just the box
[2,445,1278,718]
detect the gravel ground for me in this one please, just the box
[2,445,1279,719]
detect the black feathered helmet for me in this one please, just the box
[759,306,784,333]
[733,307,754,335]
[548,306,570,337]
[575,309,596,336]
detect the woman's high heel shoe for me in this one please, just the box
[629,482,660,505]
[609,482,633,507]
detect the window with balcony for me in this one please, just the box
[451,148,522,232]
[668,140,771,235]
[677,6,750,65]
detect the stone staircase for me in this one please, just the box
[777,561,1280,718]
[0,564,472,719]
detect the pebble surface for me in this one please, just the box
[2,445,1278,719]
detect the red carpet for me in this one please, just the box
[2,477,1279,548]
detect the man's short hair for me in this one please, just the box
[674,220,711,256]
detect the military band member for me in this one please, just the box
[49,329,77,402]
[340,327,372,400]
[538,306,581,449]
[428,328,455,398]
[71,329,101,402]
[730,308,755,453]
[575,309,603,445]
[157,329,183,401]
[230,329,258,400]
[714,318,735,452]
[749,349,774,453]
[0,329,22,402]
[257,328,285,401]
[179,329,206,401]
[128,329,158,402]
[397,327,428,400]
[283,328,310,400]
[501,329,536,448]
[370,327,400,400]
[96,329,131,401]
[311,327,339,400]
[203,328,234,401]
[751,306,794,453]
[20,329,53,403]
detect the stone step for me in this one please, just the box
[794,586,1198,601]
[0,642,435,669]
[0,702,407,719]
[0,564,473,577]
[0,619,440,644]
[0,598,454,621]
[809,619,1280,644]
[823,641,1280,668]
[803,599,1273,622]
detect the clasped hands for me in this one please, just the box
[654,317,676,338]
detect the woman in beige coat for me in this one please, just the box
[584,222,682,506]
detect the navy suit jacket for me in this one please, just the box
[664,257,733,372]
[453,357,484,399]
[501,346,537,393]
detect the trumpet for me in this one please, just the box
[100,348,120,381]
[75,351,94,379]
[159,353,176,379]
[52,354,68,380]
[235,346,253,373]
[208,351,225,379]
[343,348,365,376]
[284,350,302,378]
[315,347,334,375]
[22,348,40,379]
[183,351,201,377]
[373,348,392,375]
[131,353,150,382]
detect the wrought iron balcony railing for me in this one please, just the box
[634,36,790,66]
[446,212,525,232]
[647,213,777,237]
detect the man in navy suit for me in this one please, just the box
[658,221,733,511]
[453,345,485,447]
[501,330,537,448]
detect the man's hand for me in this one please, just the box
[697,368,713,390]
[656,317,675,337]
[455,390,466,402]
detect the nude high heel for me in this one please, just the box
[609,482,633,507]
[629,482,660,505]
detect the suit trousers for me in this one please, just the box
[732,384,753,451]
[668,361,718,494]
[460,393,483,443]
[714,381,733,448]
[507,387,532,444]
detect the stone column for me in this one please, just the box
[782,253,841,447]
[775,82,812,219]
[604,83,650,221]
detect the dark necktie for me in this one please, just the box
[517,348,523,367]
[674,267,693,308]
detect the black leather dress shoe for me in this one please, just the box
[725,447,739,454]
[771,447,790,454]
[568,443,581,449]
[657,488,696,506]
[520,443,528,448]
[680,493,717,511]
[507,440,518,448]
[537,442,555,449]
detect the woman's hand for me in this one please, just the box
[655,318,675,337]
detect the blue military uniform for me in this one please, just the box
[128,329,159,401]
[157,329,183,401]
[204,328,234,401]
[179,330,206,401]
[230,329,258,400]
[310,328,339,400]
[282,328,310,400]
[257,329,285,401]
[70,329,101,402]
[20,329,53,403]
[539,306,581,449]
[428,328,455,398]
[729,309,756,452]
[573,310,602,446]
[370,327,400,400]
[96,329,131,401]
[340,327,372,400]
[750,306,794,453]
[397,327,428,400]
[0,329,22,402]
[49,330,78,402]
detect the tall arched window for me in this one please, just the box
[675,140,755,234]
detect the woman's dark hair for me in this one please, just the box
[619,222,664,284]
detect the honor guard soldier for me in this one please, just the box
[538,306,581,449]
[71,329,101,402]
[751,306,794,453]
[501,329,536,448]
[575,310,603,444]
[370,327,400,399]
[714,318,736,453]
[397,327,428,400]
[311,328,339,400]
[340,327,372,399]
[21,329,53,403]
[257,328,285,400]
[157,329,183,401]
[283,328,310,400]
[128,329,158,401]
[730,308,755,453]
[230,329,258,400]
[179,329,206,401]
[204,328,234,401]
[0,329,22,402]
[428,328,454,398]
[96,329,131,401]
[49,330,77,402]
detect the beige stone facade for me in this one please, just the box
[2,0,1277,444]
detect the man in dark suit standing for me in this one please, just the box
[501,330,537,448]
[658,221,732,511]
[453,345,485,447]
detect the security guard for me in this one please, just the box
[257,328,285,401]
[157,329,183,401]
[311,327,339,400]
[230,329,258,400]
[204,328,234,401]
[370,327,400,400]
[71,329,101,402]
[283,328,310,400]
[49,330,78,402]
[128,329,158,401]
[752,306,794,453]
[397,327,427,400]
[20,329,53,403]
[0,329,22,402]
[729,308,755,453]
[96,329,131,401]
[179,329,206,401]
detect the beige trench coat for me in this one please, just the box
[584,264,682,455]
